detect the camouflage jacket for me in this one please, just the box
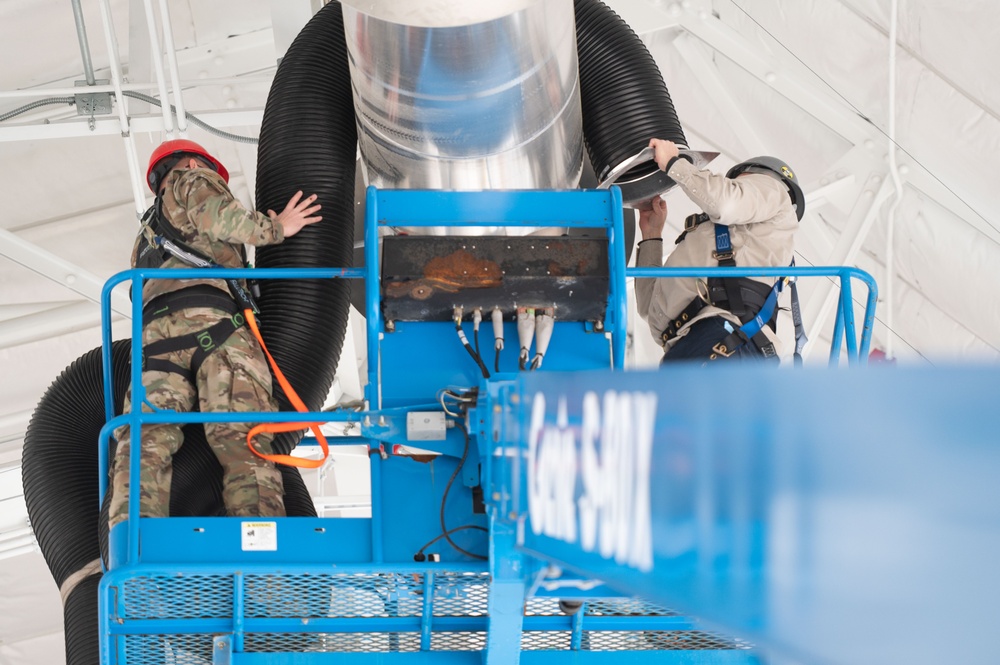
[131,166,284,305]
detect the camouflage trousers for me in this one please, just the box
[110,307,286,528]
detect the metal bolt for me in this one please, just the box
[595,320,604,331]
[385,320,395,332]
[492,492,501,501]
[508,511,518,520]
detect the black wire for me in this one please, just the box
[474,326,481,358]
[416,525,488,556]
[440,426,488,560]
[456,322,490,378]
[494,347,501,374]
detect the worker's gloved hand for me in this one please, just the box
[638,195,667,241]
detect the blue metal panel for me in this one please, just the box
[117,517,373,565]
[371,188,620,227]
[502,365,1000,665]
[374,455,489,564]
[485,516,527,665]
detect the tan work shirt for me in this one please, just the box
[634,158,798,353]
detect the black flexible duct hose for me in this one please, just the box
[254,1,357,456]
[575,0,688,182]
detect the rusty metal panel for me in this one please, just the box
[381,236,609,322]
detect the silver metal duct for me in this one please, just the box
[342,0,583,197]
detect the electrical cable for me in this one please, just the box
[495,348,501,374]
[455,319,490,379]
[0,97,75,122]
[440,425,488,560]
[414,525,488,561]
[122,91,258,144]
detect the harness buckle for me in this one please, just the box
[684,213,707,232]
[711,341,735,358]
[712,249,734,263]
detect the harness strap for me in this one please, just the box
[143,285,239,324]
[674,212,710,245]
[788,262,808,365]
[660,297,706,343]
[706,277,776,326]
[712,224,737,267]
[142,307,247,379]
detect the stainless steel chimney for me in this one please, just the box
[342,0,583,199]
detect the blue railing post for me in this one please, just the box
[608,186,627,369]
[841,273,859,366]
[830,294,846,366]
[127,272,145,565]
[364,185,385,563]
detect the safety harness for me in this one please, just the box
[666,212,807,364]
[133,199,330,468]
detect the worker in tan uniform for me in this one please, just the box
[635,138,804,363]
[109,139,322,528]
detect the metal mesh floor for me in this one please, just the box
[112,571,752,660]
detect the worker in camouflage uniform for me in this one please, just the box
[109,139,322,528]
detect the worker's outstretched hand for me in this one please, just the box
[638,195,667,241]
[269,191,322,238]
[648,138,680,171]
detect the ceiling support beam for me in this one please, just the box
[676,8,872,146]
[803,174,894,359]
[672,32,770,157]
[0,228,132,318]
[0,301,118,350]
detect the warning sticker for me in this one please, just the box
[241,521,277,551]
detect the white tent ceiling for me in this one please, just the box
[0,0,997,662]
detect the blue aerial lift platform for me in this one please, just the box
[96,187,999,665]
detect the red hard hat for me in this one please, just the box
[146,139,229,192]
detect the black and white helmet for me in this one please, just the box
[727,156,805,221]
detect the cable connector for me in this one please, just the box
[472,307,482,332]
[531,308,555,370]
[455,306,490,378]
[517,307,536,370]
[492,307,505,373]
[492,307,504,351]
